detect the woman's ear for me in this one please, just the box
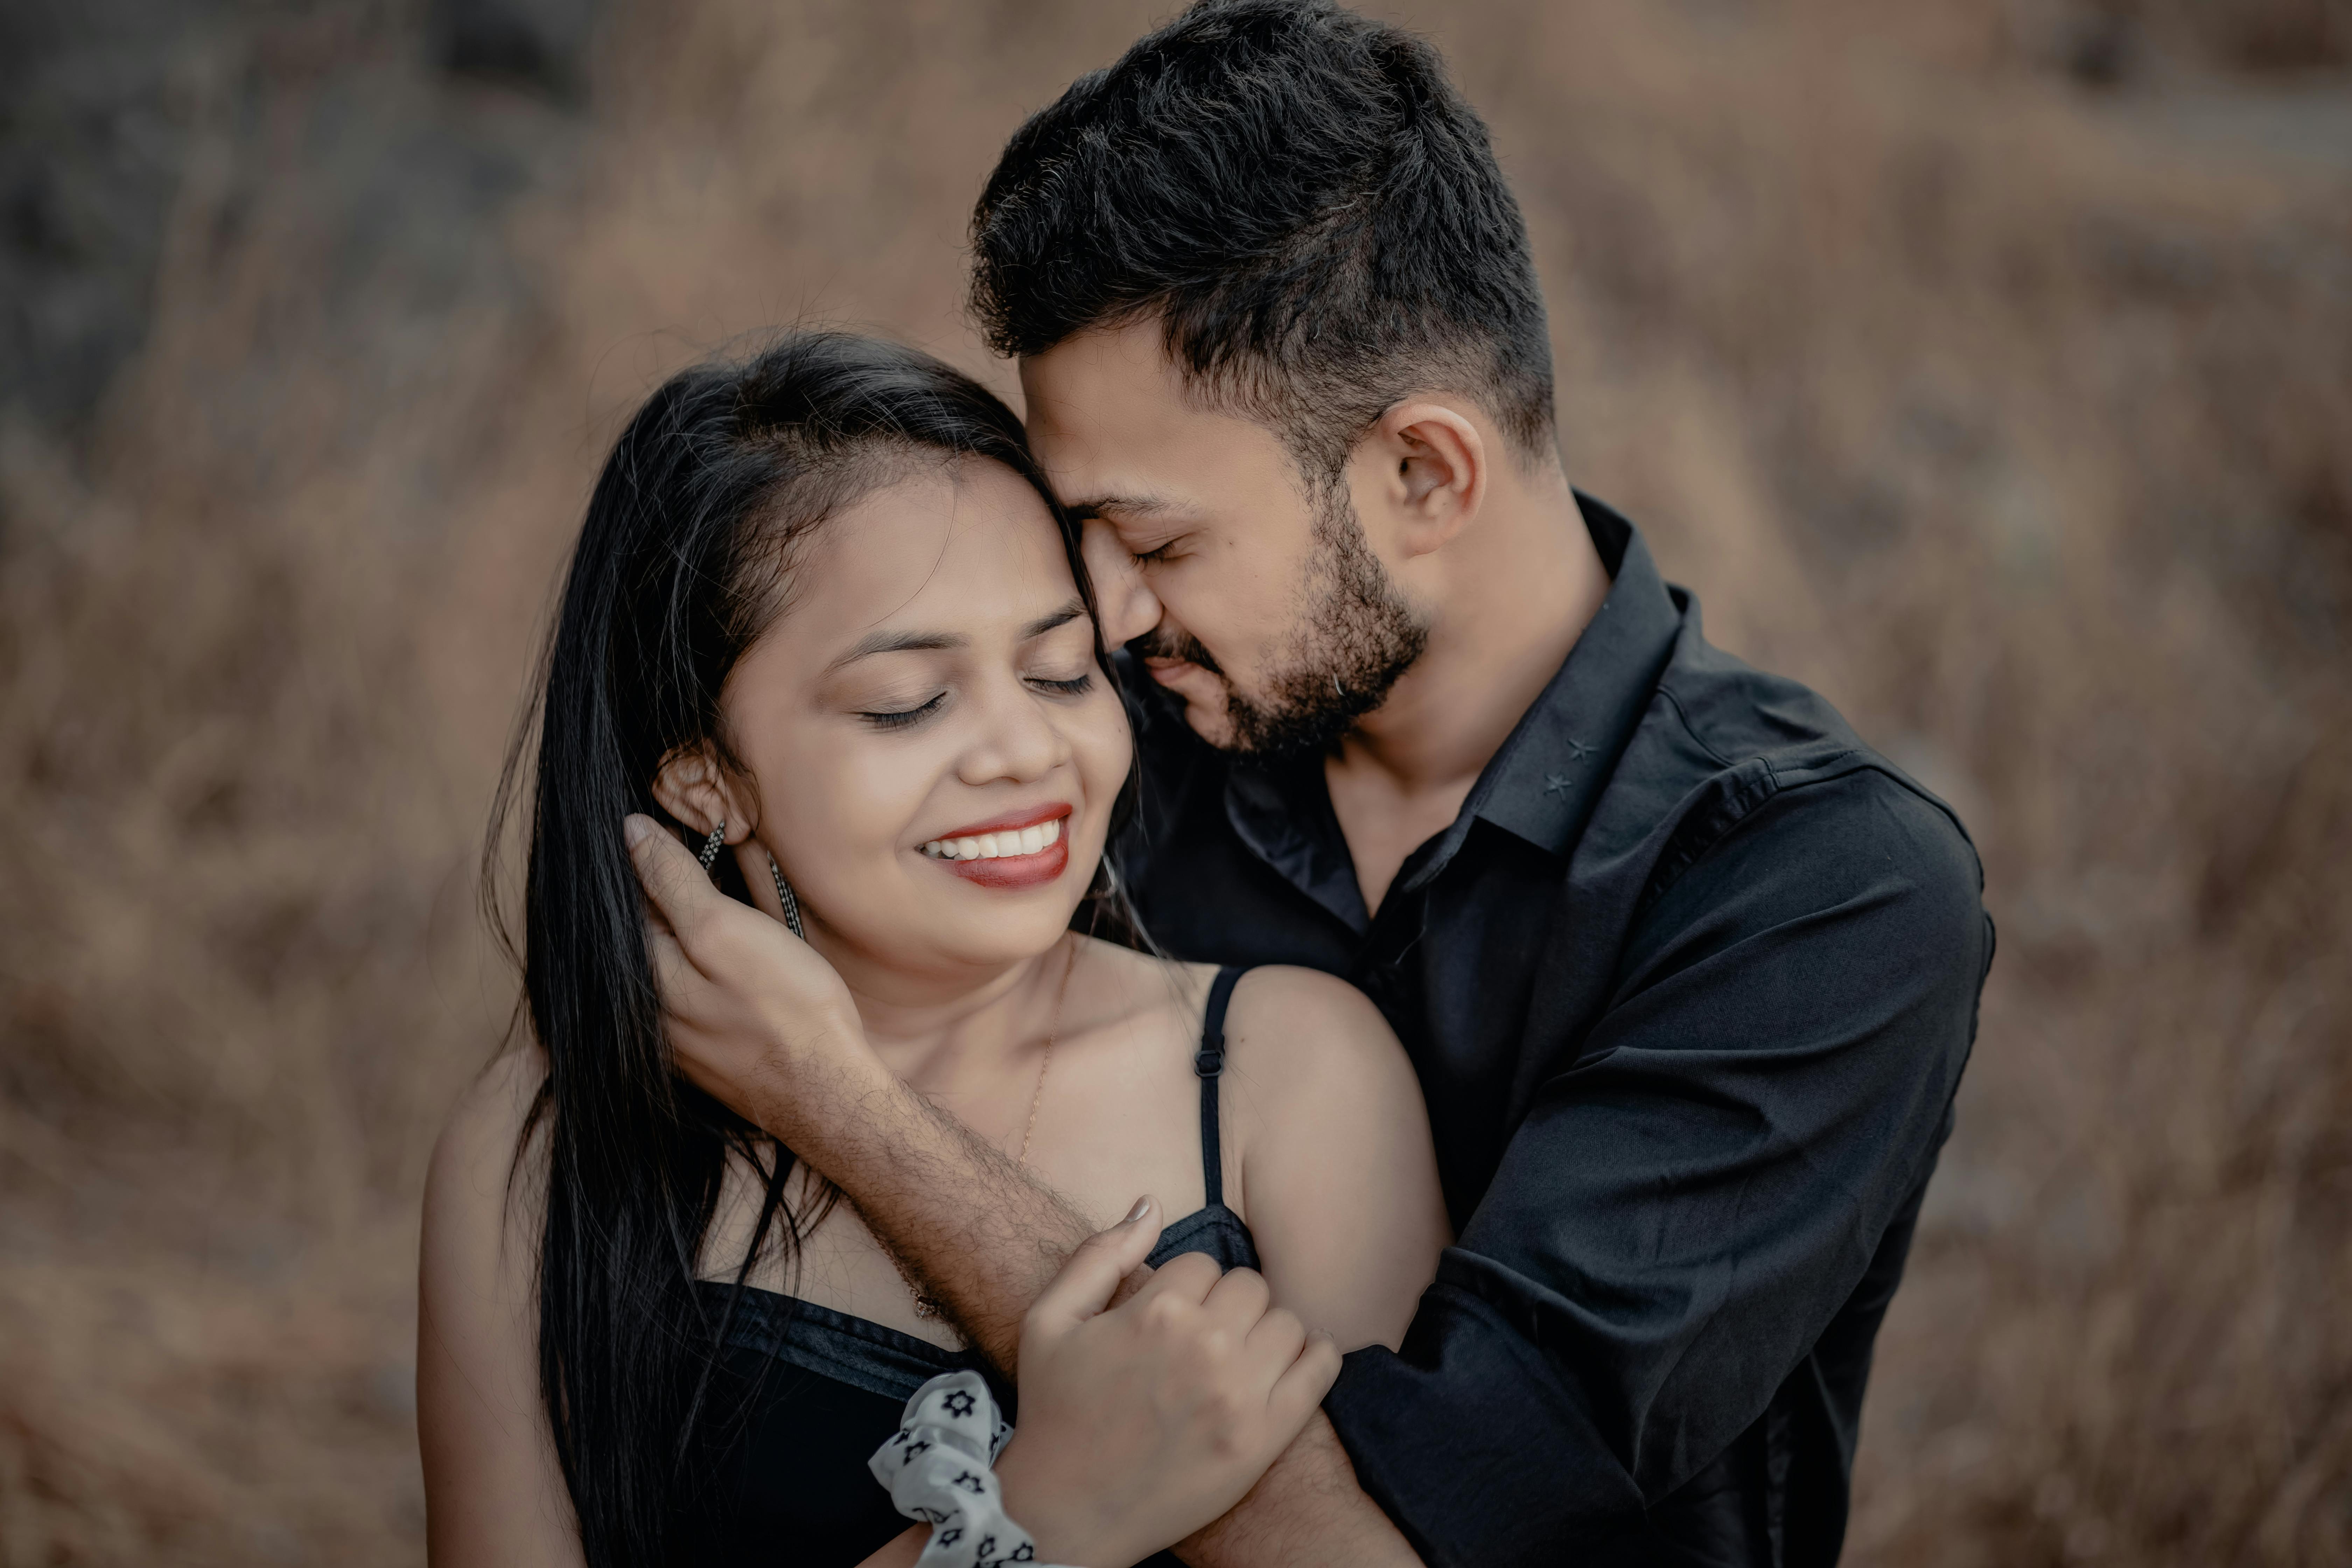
[650,745,749,841]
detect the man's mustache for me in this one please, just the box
[1128,623,1225,677]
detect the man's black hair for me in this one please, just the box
[970,0,1556,482]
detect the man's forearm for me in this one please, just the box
[756,1048,1093,1370]
[1176,1413,1422,1568]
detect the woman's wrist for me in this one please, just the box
[990,1433,1127,1568]
[870,1373,1099,1568]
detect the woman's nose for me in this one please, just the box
[957,677,1072,785]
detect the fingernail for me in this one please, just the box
[1124,1196,1153,1224]
[623,815,653,848]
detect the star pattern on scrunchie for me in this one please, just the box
[866,1371,1080,1568]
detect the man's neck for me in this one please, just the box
[1326,470,1608,913]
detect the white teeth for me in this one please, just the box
[920,816,1068,861]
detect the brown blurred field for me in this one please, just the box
[2,0,2347,1562]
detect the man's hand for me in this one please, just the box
[624,812,883,1138]
[995,1200,1343,1568]
[1080,516,1162,647]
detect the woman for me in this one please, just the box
[417,333,1448,1567]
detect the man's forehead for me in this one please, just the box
[1022,340,1298,518]
[1020,372,1191,513]
[1020,318,1184,407]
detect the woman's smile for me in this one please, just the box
[918,803,1072,889]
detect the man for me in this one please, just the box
[638,3,1992,1563]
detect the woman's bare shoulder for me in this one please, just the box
[1068,943,1404,1078]
[436,1046,546,1163]
[424,1046,549,1253]
[1224,964,1401,1079]
[1220,966,1444,1348]
[418,1048,580,1564]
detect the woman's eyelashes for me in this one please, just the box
[858,691,947,730]
[852,670,1095,730]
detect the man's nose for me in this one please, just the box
[1080,517,1163,646]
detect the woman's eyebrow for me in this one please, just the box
[825,600,1085,670]
[827,629,964,671]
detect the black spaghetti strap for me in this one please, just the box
[1195,967,1244,1210]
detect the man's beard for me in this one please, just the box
[1138,489,1428,760]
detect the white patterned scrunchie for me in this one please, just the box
[867,1370,1078,1568]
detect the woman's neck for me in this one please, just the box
[831,936,1073,1096]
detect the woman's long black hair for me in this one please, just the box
[483,331,1116,1567]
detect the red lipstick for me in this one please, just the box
[919,803,1074,891]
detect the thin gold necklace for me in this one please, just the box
[1016,940,1077,1167]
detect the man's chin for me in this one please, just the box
[1176,691,1242,750]
[1146,657,1352,759]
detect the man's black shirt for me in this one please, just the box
[1115,496,1993,1568]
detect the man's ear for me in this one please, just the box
[650,744,752,842]
[1358,400,1487,560]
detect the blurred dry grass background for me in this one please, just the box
[1,0,2347,1562]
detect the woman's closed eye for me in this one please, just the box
[854,667,1091,730]
[858,691,947,730]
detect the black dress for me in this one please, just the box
[672,967,1261,1566]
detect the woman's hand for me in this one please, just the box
[993,1199,1343,1567]
[624,814,876,1136]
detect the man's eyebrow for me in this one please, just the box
[1020,600,1088,640]
[1063,493,1184,522]
[827,629,965,671]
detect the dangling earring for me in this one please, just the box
[769,856,805,940]
[699,821,726,875]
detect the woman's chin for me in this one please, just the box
[838,849,1097,970]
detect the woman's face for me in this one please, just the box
[715,457,1131,989]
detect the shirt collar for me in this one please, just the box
[1224,753,1372,931]
[1220,491,1686,919]
[1438,492,1684,868]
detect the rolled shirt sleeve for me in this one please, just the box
[1325,772,1992,1567]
